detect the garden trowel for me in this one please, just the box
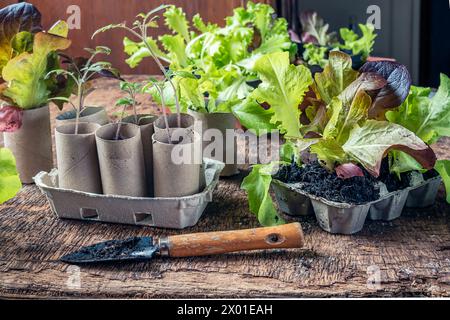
[60,223,304,264]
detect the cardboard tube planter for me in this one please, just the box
[188,110,239,177]
[3,105,52,183]
[55,122,102,194]
[122,114,157,197]
[154,113,195,135]
[95,123,147,197]
[152,128,201,197]
[56,106,110,127]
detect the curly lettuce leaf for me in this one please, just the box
[163,5,191,42]
[342,120,436,177]
[0,2,42,75]
[435,160,450,204]
[340,23,376,60]
[246,1,274,40]
[2,32,71,109]
[192,14,218,33]
[251,51,313,137]
[159,34,188,69]
[314,51,359,105]
[241,163,285,226]
[0,147,21,204]
[387,74,450,145]
[302,43,328,68]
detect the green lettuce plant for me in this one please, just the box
[386,73,450,202]
[241,51,437,226]
[123,2,295,115]
[0,4,73,116]
[297,11,377,68]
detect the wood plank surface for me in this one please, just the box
[0,76,450,298]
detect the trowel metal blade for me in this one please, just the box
[60,237,159,264]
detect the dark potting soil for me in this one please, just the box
[274,158,414,204]
[423,169,439,180]
[378,159,411,192]
[275,161,380,204]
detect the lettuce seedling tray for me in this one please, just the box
[272,176,442,234]
[34,158,224,229]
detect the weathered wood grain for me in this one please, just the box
[0,77,449,298]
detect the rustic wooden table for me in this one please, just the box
[1,77,449,298]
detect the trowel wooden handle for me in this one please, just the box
[164,223,304,258]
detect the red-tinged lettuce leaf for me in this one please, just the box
[314,51,359,105]
[342,120,436,177]
[338,72,387,106]
[0,3,42,75]
[359,61,412,120]
[336,163,364,179]
[299,11,337,46]
[324,90,373,144]
[0,106,23,132]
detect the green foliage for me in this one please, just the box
[302,43,328,68]
[1,26,71,109]
[241,163,285,226]
[0,148,21,204]
[251,52,313,137]
[339,23,377,60]
[435,160,450,204]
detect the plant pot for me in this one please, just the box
[405,176,441,208]
[3,105,52,183]
[95,123,147,197]
[271,180,313,216]
[55,122,102,193]
[153,113,195,134]
[56,106,109,127]
[122,114,157,196]
[188,110,239,177]
[152,128,201,197]
[312,198,371,235]
[367,189,409,221]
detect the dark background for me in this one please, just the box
[277,0,450,87]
